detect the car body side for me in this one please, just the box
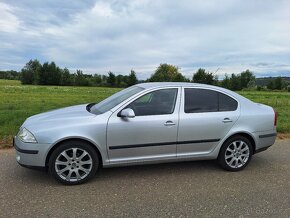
[14,83,276,168]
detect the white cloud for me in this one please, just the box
[0,2,20,33]
[0,0,290,79]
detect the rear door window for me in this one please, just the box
[184,88,218,113]
[184,88,238,113]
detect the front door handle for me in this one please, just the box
[223,118,233,123]
[164,121,176,126]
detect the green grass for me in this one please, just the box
[0,80,121,147]
[0,79,289,147]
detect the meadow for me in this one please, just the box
[0,79,289,148]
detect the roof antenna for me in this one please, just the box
[214,68,220,75]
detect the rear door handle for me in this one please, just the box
[223,118,233,123]
[164,121,176,126]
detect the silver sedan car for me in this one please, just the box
[14,82,277,185]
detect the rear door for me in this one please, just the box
[177,87,240,157]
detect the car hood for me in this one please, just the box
[23,104,95,128]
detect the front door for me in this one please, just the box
[107,87,181,163]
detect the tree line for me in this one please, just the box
[2,59,288,91]
[20,60,138,87]
[147,63,256,91]
[0,70,20,80]
[19,60,260,91]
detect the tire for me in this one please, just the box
[49,140,99,185]
[218,135,253,172]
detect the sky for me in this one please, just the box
[0,0,290,80]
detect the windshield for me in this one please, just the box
[89,86,144,115]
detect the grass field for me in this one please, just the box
[0,80,121,147]
[0,79,289,148]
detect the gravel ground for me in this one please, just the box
[0,140,290,217]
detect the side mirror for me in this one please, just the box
[119,108,135,118]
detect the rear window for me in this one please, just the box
[184,89,218,113]
[184,88,238,113]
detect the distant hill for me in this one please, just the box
[256,76,290,86]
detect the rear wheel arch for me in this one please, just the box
[221,132,256,153]
[218,133,255,171]
[45,138,103,168]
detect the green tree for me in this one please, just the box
[174,73,190,82]
[101,75,108,86]
[221,74,231,89]
[192,68,216,85]
[267,80,275,90]
[60,68,71,86]
[149,63,187,82]
[74,70,88,86]
[127,70,138,86]
[230,73,242,91]
[92,74,102,86]
[115,74,128,87]
[0,70,18,80]
[38,62,48,85]
[107,72,116,87]
[46,62,61,85]
[20,59,42,84]
[240,69,255,89]
[274,77,283,90]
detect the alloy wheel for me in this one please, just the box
[225,140,250,169]
[55,148,93,182]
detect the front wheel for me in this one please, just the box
[49,140,99,185]
[218,136,253,171]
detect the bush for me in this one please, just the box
[257,85,268,91]
[287,85,290,92]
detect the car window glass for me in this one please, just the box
[219,93,238,111]
[90,86,144,115]
[184,88,218,113]
[127,89,178,116]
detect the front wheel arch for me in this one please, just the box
[45,138,103,168]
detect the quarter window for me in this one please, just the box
[126,89,178,116]
[184,88,238,113]
[219,92,238,111]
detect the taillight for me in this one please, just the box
[274,110,277,127]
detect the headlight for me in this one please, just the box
[18,128,37,143]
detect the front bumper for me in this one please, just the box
[13,136,51,167]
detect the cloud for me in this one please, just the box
[0,2,20,33]
[0,0,290,79]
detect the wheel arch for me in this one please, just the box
[222,132,256,152]
[45,137,104,167]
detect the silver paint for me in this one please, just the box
[14,82,277,168]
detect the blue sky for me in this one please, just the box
[0,0,290,79]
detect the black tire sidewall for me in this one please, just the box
[218,136,253,172]
[49,140,99,185]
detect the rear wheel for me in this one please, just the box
[49,140,99,185]
[218,136,253,171]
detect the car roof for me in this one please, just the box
[136,82,211,89]
[135,82,252,104]
[136,82,227,91]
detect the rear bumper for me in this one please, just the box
[252,130,277,154]
[13,136,51,167]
